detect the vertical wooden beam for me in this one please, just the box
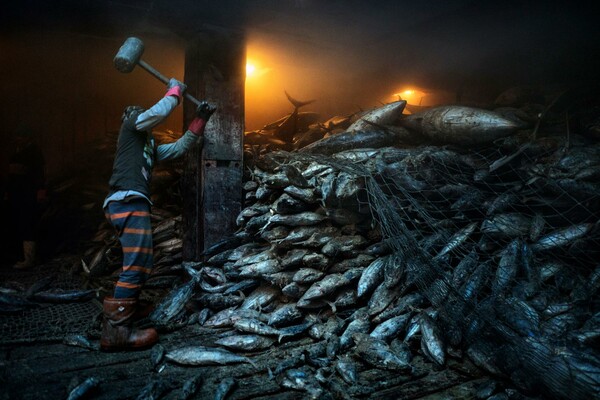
[182,30,245,261]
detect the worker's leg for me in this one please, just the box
[101,198,157,351]
[106,198,153,298]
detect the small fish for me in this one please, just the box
[265,213,326,233]
[293,268,325,284]
[179,374,202,400]
[481,213,531,238]
[279,369,323,399]
[0,292,39,308]
[368,282,401,317]
[215,334,275,351]
[335,355,358,384]
[532,223,594,251]
[136,378,170,400]
[321,235,368,258]
[451,250,479,289]
[277,319,315,342]
[150,344,166,371]
[491,239,520,295]
[165,346,256,367]
[281,282,308,299]
[326,334,341,358]
[204,308,264,328]
[214,377,236,400]
[372,292,424,324]
[352,333,412,372]
[357,256,387,300]
[233,318,283,337]
[370,313,412,342]
[264,271,295,287]
[268,303,304,327]
[149,265,200,324]
[29,289,97,304]
[419,313,446,367]
[63,334,97,351]
[435,222,477,259]
[233,249,275,267]
[308,317,343,341]
[66,377,101,400]
[340,309,371,350]
[238,259,283,278]
[272,193,311,214]
[284,185,318,203]
[195,293,244,311]
[223,279,260,295]
[240,285,279,310]
[297,274,350,307]
[25,275,54,298]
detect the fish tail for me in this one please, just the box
[325,300,337,314]
[278,333,291,343]
[246,357,258,369]
[183,264,201,282]
[285,91,316,110]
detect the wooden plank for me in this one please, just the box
[182,29,245,261]
[202,161,243,250]
[1,322,482,400]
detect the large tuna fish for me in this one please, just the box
[298,129,410,155]
[399,105,524,145]
[347,100,407,132]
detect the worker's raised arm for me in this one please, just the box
[156,101,216,162]
[135,78,186,131]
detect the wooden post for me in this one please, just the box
[182,30,245,261]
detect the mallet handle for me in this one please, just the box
[138,60,203,107]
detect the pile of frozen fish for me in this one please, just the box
[93,86,600,399]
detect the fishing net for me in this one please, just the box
[0,263,102,345]
[259,127,600,399]
[0,301,101,344]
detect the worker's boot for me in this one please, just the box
[13,241,36,269]
[100,297,158,351]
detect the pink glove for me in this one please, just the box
[187,101,217,136]
[164,78,186,103]
[187,117,207,136]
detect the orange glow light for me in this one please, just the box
[246,63,256,76]
[392,88,427,105]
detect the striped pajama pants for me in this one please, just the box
[105,198,153,298]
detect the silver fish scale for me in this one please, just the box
[240,285,280,310]
[215,334,275,351]
[353,333,412,371]
[165,346,254,366]
[357,257,387,299]
[233,318,282,336]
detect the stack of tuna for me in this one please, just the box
[180,95,599,399]
[83,87,600,399]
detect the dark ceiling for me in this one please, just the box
[2,0,600,94]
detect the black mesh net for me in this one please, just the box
[0,262,102,345]
[256,128,600,399]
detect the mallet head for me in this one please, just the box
[114,37,145,73]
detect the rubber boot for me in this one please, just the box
[13,241,36,269]
[100,297,158,351]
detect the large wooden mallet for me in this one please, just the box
[113,37,202,107]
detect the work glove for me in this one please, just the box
[164,78,187,103]
[187,101,217,136]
